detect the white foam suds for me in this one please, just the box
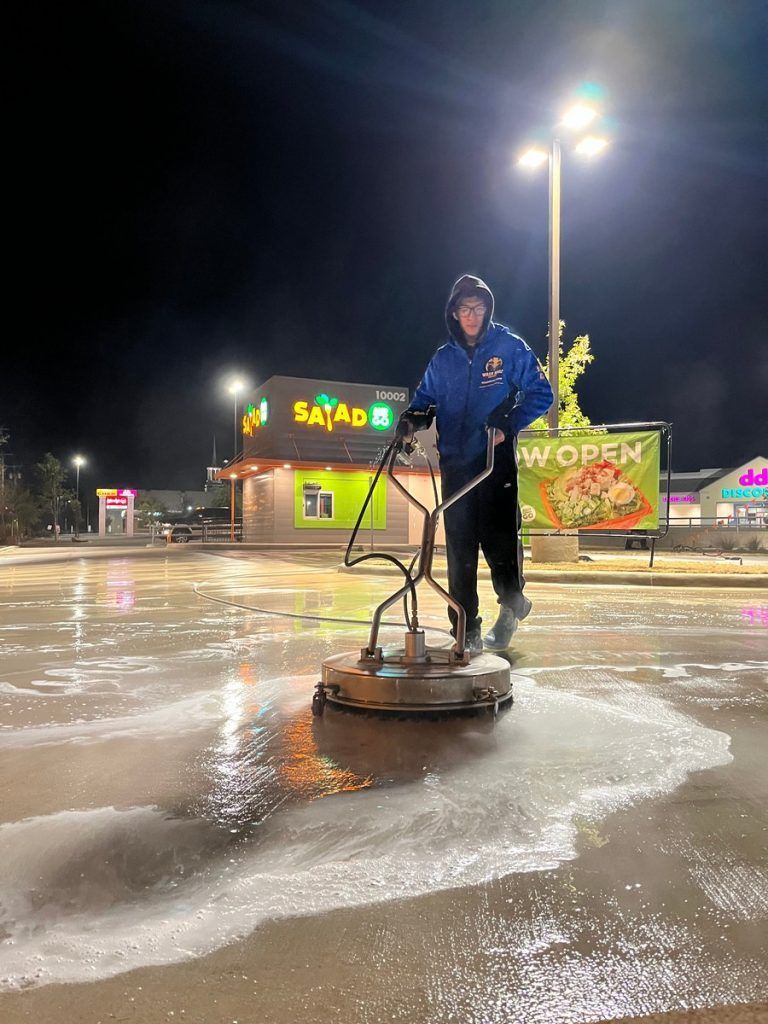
[0,678,732,991]
[0,692,223,748]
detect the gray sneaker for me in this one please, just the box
[465,626,483,654]
[484,599,531,650]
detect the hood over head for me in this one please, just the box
[445,274,495,346]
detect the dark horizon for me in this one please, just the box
[6,0,767,492]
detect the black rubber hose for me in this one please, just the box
[343,438,418,627]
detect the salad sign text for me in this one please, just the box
[293,394,394,432]
[518,430,661,531]
[242,398,269,436]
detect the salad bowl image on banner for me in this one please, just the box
[540,461,652,530]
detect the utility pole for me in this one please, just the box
[547,138,561,431]
[0,427,9,541]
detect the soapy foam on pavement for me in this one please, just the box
[0,676,731,990]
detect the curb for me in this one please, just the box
[337,563,768,589]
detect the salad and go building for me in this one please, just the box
[217,376,443,546]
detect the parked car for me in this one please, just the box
[157,507,234,543]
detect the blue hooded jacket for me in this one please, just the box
[406,275,553,467]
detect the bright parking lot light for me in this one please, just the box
[561,104,598,131]
[517,147,548,169]
[574,135,609,157]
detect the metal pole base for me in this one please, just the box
[314,647,515,717]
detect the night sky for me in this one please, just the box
[7,0,767,490]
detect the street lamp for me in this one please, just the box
[518,100,609,429]
[227,378,247,463]
[560,103,598,131]
[72,455,86,537]
[574,135,609,157]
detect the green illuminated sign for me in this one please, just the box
[368,402,394,431]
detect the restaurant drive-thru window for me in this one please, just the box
[219,376,437,546]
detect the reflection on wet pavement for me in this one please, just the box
[0,550,766,1021]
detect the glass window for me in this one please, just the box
[303,492,319,518]
[319,492,334,519]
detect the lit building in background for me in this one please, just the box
[217,375,442,546]
[662,459,768,527]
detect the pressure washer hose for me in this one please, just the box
[343,437,419,628]
[192,581,451,639]
[342,435,441,630]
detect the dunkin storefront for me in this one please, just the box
[662,457,768,527]
[220,376,442,546]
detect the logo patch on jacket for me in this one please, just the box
[481,355,504,387]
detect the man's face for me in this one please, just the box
[455,296,487,343]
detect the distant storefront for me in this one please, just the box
[219,376,442,546]
[96,488,137,537]
[661,457,767,527]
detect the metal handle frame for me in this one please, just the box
[365,429,497,659]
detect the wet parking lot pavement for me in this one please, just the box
[0,548,766,1023]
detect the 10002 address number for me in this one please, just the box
[376,390,407,401]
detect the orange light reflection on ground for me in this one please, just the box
[280,718,373,799]
[238,663,263,721]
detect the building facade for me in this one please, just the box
[662,456,767,527]
[220,376,443,546]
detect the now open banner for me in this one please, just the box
[517,430,661,531]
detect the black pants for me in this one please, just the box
[441,440,526,634]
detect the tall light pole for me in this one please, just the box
[72,455,86,538]
[229,472,237,543]
[227,378,246,462]
[548,137,561,430]
[518,102,609,430]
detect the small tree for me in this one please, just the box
[207,484,233,509]
[136,496,167,529]
[2,483,39,540]
[529,322,594,431]
[36,453,69,542]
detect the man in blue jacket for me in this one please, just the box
[398,274,553,652]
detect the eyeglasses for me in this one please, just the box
[456,304,487,318]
